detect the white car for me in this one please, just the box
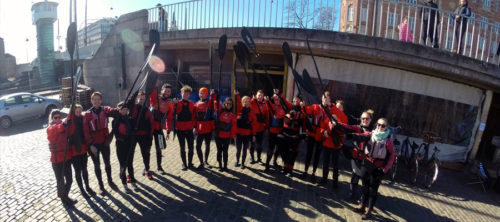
[0,92,63,129]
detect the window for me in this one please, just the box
[466,33,472,46]
[491,42,498,54]
[468,13,475,25]
[4,97,18,106]
[407,0,417,4]
[478,37,485,50]
[388,13,399,27]
[409,17,416,30]
[347,7,355,22]
[446,36,453,50]
[480,17,488,29]
[361,8,367,22]
[494,22,500,33]
[483,0,491,7]
[21,95,33,103]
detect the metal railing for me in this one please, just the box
[148,0,500,64]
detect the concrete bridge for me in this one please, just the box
[83,9,500,163]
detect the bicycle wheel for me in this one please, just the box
[424,161,439,189]
[410,159,419,184]
[390,156,398,181]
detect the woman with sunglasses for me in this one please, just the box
[337,109,374,201]
[334,118,395,220]
[47,109,76,207]
[214,95,237,171]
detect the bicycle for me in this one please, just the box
[387,126,402,181]
[415,133,441,189]
[395,136,420,183]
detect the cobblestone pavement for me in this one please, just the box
[1,118,500,222]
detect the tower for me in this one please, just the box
[31,0,58,84]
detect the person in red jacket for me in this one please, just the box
[47,109,76,207]
[319,91,348,188]
[302,102,324,183]
[193,87,216,169]
[110,101,137,193]
[264,89,292,172]
[83,92,118,194]
[279,96,306,177]
[249,89,269,164]
[149,83,174,174]
[335,118,395,220]
[129,91,155,179]
[338,109,374,201]
[234,90,256,169]
[214,97,237,171]
[69,104,96,198]
[174,85,196,170]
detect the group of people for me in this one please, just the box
[397,0,471,54]
[47,82,396,219]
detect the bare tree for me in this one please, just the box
[285,0,336,30]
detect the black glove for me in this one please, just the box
[374,168,385,178]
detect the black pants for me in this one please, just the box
[116,138,136,185]
[360,168,383,209]
[215,137,230,167]
[52,161,72,198]
[153,130,166,170]
[71,154,90,191]
[322,147,341,181]
[454,21,468,54]
[250,131,264,161]
[280,136,301,172]
[266,133,280,165]
[196,132,212,163]
[88,143,113,186]
[177,130,194,166]
[132,135,152,171]
[422,20,439,47]
[236,134,251,165]
[304,136,322,174]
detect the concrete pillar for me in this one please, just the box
[468,90,494,161]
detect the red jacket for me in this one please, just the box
[194,92,216,134]
[149,88,174,132]
[47,122,72,163]
[304,104,323,141]
[250,98,269,133]
[349,131,395,173]
[83,106,115,145]
[130,104,154,136]
[267,95,292,134]
[175,99,196,131]
[320,105,348,149]
[215,109,237,139]
[235,95,256,136]
[338,123,371,160]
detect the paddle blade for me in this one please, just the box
[149,29,160,55]
[144,72,159,98]
[282,42,293,69]
[302,69,318,97]
[218,34,227,60]
[241,27,257,54]
[66,22,77,58]
[234,44,246,67]
[237,41,251,61]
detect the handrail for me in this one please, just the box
[147,0,500,65]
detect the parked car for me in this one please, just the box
[0,92,63,129]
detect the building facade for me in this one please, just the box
[77,18,115,47]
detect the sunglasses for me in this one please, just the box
[376,123,387,128]
[361,117,370,120]
[53,116,61,120]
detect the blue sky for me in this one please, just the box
[0,0,341,64]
